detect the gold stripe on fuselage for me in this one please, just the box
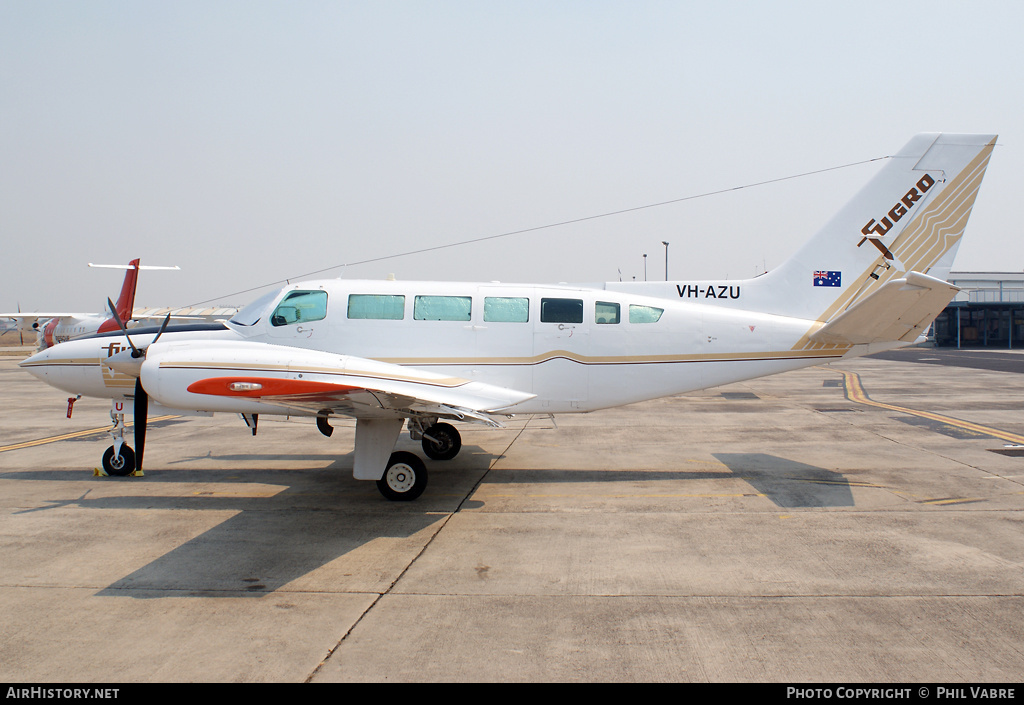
[19,356,137,389]
[374,348,850,366]
[23,347,852,383]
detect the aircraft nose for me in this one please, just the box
[18,347,54,381]
[18,338,112,398]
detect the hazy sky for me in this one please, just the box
[2,0,1021,313]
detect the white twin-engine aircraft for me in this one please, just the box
[20,133,997,500]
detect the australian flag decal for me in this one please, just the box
[814,270,841,287]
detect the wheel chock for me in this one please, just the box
[130,469,145,477]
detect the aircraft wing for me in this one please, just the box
[1,313,73,337]
[131,306,238,323]
[132,315,230,325]
[1,313,74,322]
[808,271,959,346]
[138,340,535,425]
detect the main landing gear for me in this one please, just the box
[420,422,462,461]
[377,452,428,501]
[374,421,464,501]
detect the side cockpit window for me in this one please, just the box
[270,290,328,327]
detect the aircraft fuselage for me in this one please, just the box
[22,278,860,415]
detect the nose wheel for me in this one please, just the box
[102,444,136,476]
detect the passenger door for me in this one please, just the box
[533,295,589,409]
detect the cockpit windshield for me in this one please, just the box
[229,290,282,327]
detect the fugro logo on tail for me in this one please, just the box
[860,173,936,239]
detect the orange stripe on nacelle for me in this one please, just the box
[187,376,362,398]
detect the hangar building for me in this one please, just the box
[933,272,1024,348]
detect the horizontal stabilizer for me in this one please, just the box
[88,263,180,270]
[809,271,958,346]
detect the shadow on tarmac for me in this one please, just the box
[3,447,853,598]
[713,452,855,508]
[2,447,496,599]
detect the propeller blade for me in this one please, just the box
[134,377,148,473]
[151,313,172,346]
[17,302,23,345]
[107,297,141,357]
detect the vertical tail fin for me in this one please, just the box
[113,258,141,322]
[745,133,997,322]
[97,258,140,334]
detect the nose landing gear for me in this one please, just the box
[100,400,138,476]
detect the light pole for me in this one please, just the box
[643,254,647,282]
[662,241,669,281]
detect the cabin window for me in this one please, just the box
[414,295,472,321]
[347,294,405,320]
[629,304,664,323]
[270,290,328,327]
[484,297,529,323]
[595,301,620,324]
[540,298,583,324]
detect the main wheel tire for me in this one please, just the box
[376,451,428,501]
[421,422,462,461]
[102,445,136,477]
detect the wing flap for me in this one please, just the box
[809,271,958,346]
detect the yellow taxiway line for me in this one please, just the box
[836,369,1024,446]
[0,415,180,453]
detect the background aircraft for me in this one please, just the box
[1,259,179,348]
